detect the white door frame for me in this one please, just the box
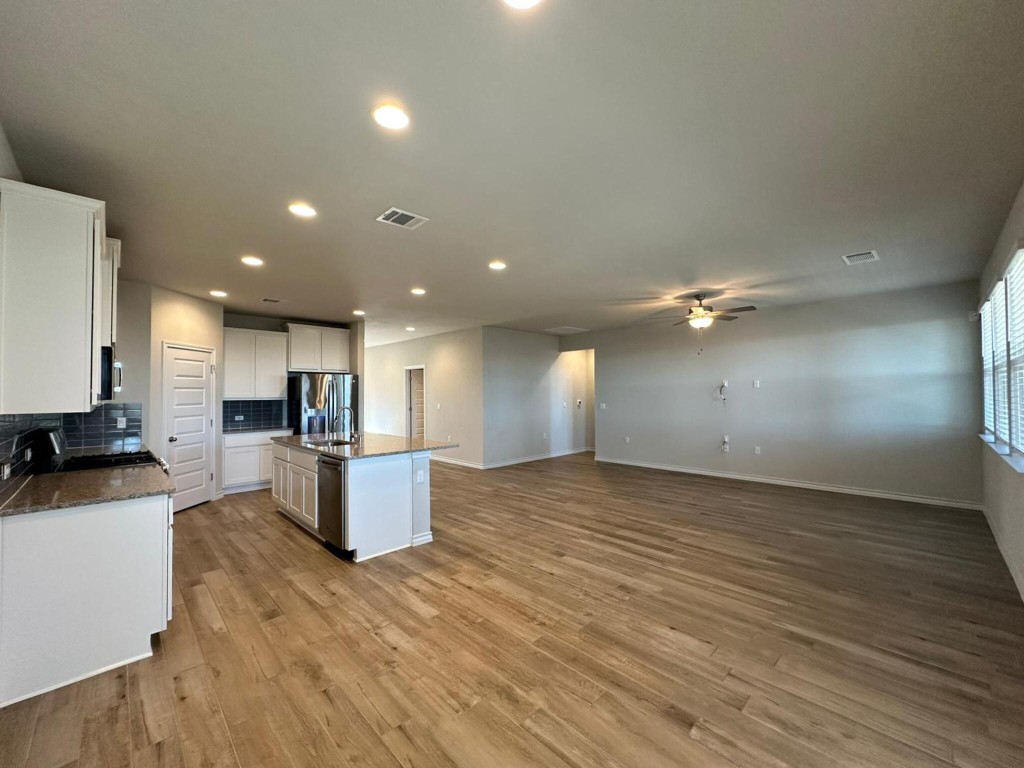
[404,364,426,439]
[161,341,217,505]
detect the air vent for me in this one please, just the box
[261,297,285,304]
[376,207,429,230]
[842,250,880,266]
[544,326,590,336]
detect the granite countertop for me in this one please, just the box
[272,432,458,461]
[0,465,175,518]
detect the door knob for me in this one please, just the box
[168,436,178,443]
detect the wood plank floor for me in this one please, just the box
[3,452,1024,767]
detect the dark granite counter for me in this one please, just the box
[272,432,458,461]
[0,465,174,517]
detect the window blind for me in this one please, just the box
[1008,250,1024,451]
[992,279,1009,443]
[981,301,994,434]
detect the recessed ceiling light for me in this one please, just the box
[240,255,264,267]
[209,290,228,298]
[288,202,317,218]
[503,0,544,8]
[373,104,410,131]
[405,326,416,332]
[353,310,366,316]
[410,287,426,296]
[488,260,507,271]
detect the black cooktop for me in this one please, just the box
[58,451,159,472]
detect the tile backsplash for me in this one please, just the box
[223,399,288,432]
[0,402,144,508]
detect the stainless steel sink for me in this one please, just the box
[306,439,354,447]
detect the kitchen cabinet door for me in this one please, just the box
[288,325,321,371]
[223,329,256,398]
[254,332,288,397]
[299,468,318,528]
[287,465,306,517]
[259,445,273,482]
[320,328,350,372]
[224,446,260,486]
[271,458,288,508]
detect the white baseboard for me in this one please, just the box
[430,455,485,470]
[595,456,983,511]
[223,481,271,495]
[412,531,433,547]
[432,448,593,471]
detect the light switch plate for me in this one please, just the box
[416,469,425,483]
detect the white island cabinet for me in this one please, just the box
[270,433,457,562]
[0,476,173,708]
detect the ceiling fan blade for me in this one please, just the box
[672,320,690,326]
[717,315,738,321]
[717,305,756,313]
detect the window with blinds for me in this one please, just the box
[1008,249,1024,452]
[992,280,1009,443]
[981,301,994,433]
[983,247,1024,454]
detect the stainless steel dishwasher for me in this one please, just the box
[316,455,347,549]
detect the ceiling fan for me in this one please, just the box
[670,293,757,329]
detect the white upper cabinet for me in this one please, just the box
[99,238,121,347]
[0,180,106,414]
[287,323,349,373]
[223,329,287,399]
[254,332,288,397]
[223,329,256,398]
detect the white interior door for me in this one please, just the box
[163,344,215,511]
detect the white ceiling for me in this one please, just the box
[2,1,1023,346]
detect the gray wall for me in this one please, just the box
[562,281,983,507]
[0,119,21,181]
[482,328,592,466]
[364,328,485,466]
[979,178,1024,600]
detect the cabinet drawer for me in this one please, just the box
[289,448,318,473]
[272,444,290,462]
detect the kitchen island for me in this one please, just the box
[270,432,457,562]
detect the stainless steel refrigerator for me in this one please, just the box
[288,373,359,435]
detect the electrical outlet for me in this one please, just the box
[562,401,567,408]
[1,463,10,481]
[722,443,730,454]
[753,379,760,389]
[116,417,127,429]
[234,415,244,421]
[447,434,452,442]
[624,436,630,444]
[25,447,32,463]
[600,403,607,409]
[576,399,583,409]
[416,469,425,483]
[754,446,761,455]
[437,402,441,410]
[542,432,548,440]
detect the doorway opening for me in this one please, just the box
[161,342,216,511]
[405,365,425,439]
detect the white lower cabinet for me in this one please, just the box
[223,430,292,492]
[272,446,318,534]
[0,494,172,707]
